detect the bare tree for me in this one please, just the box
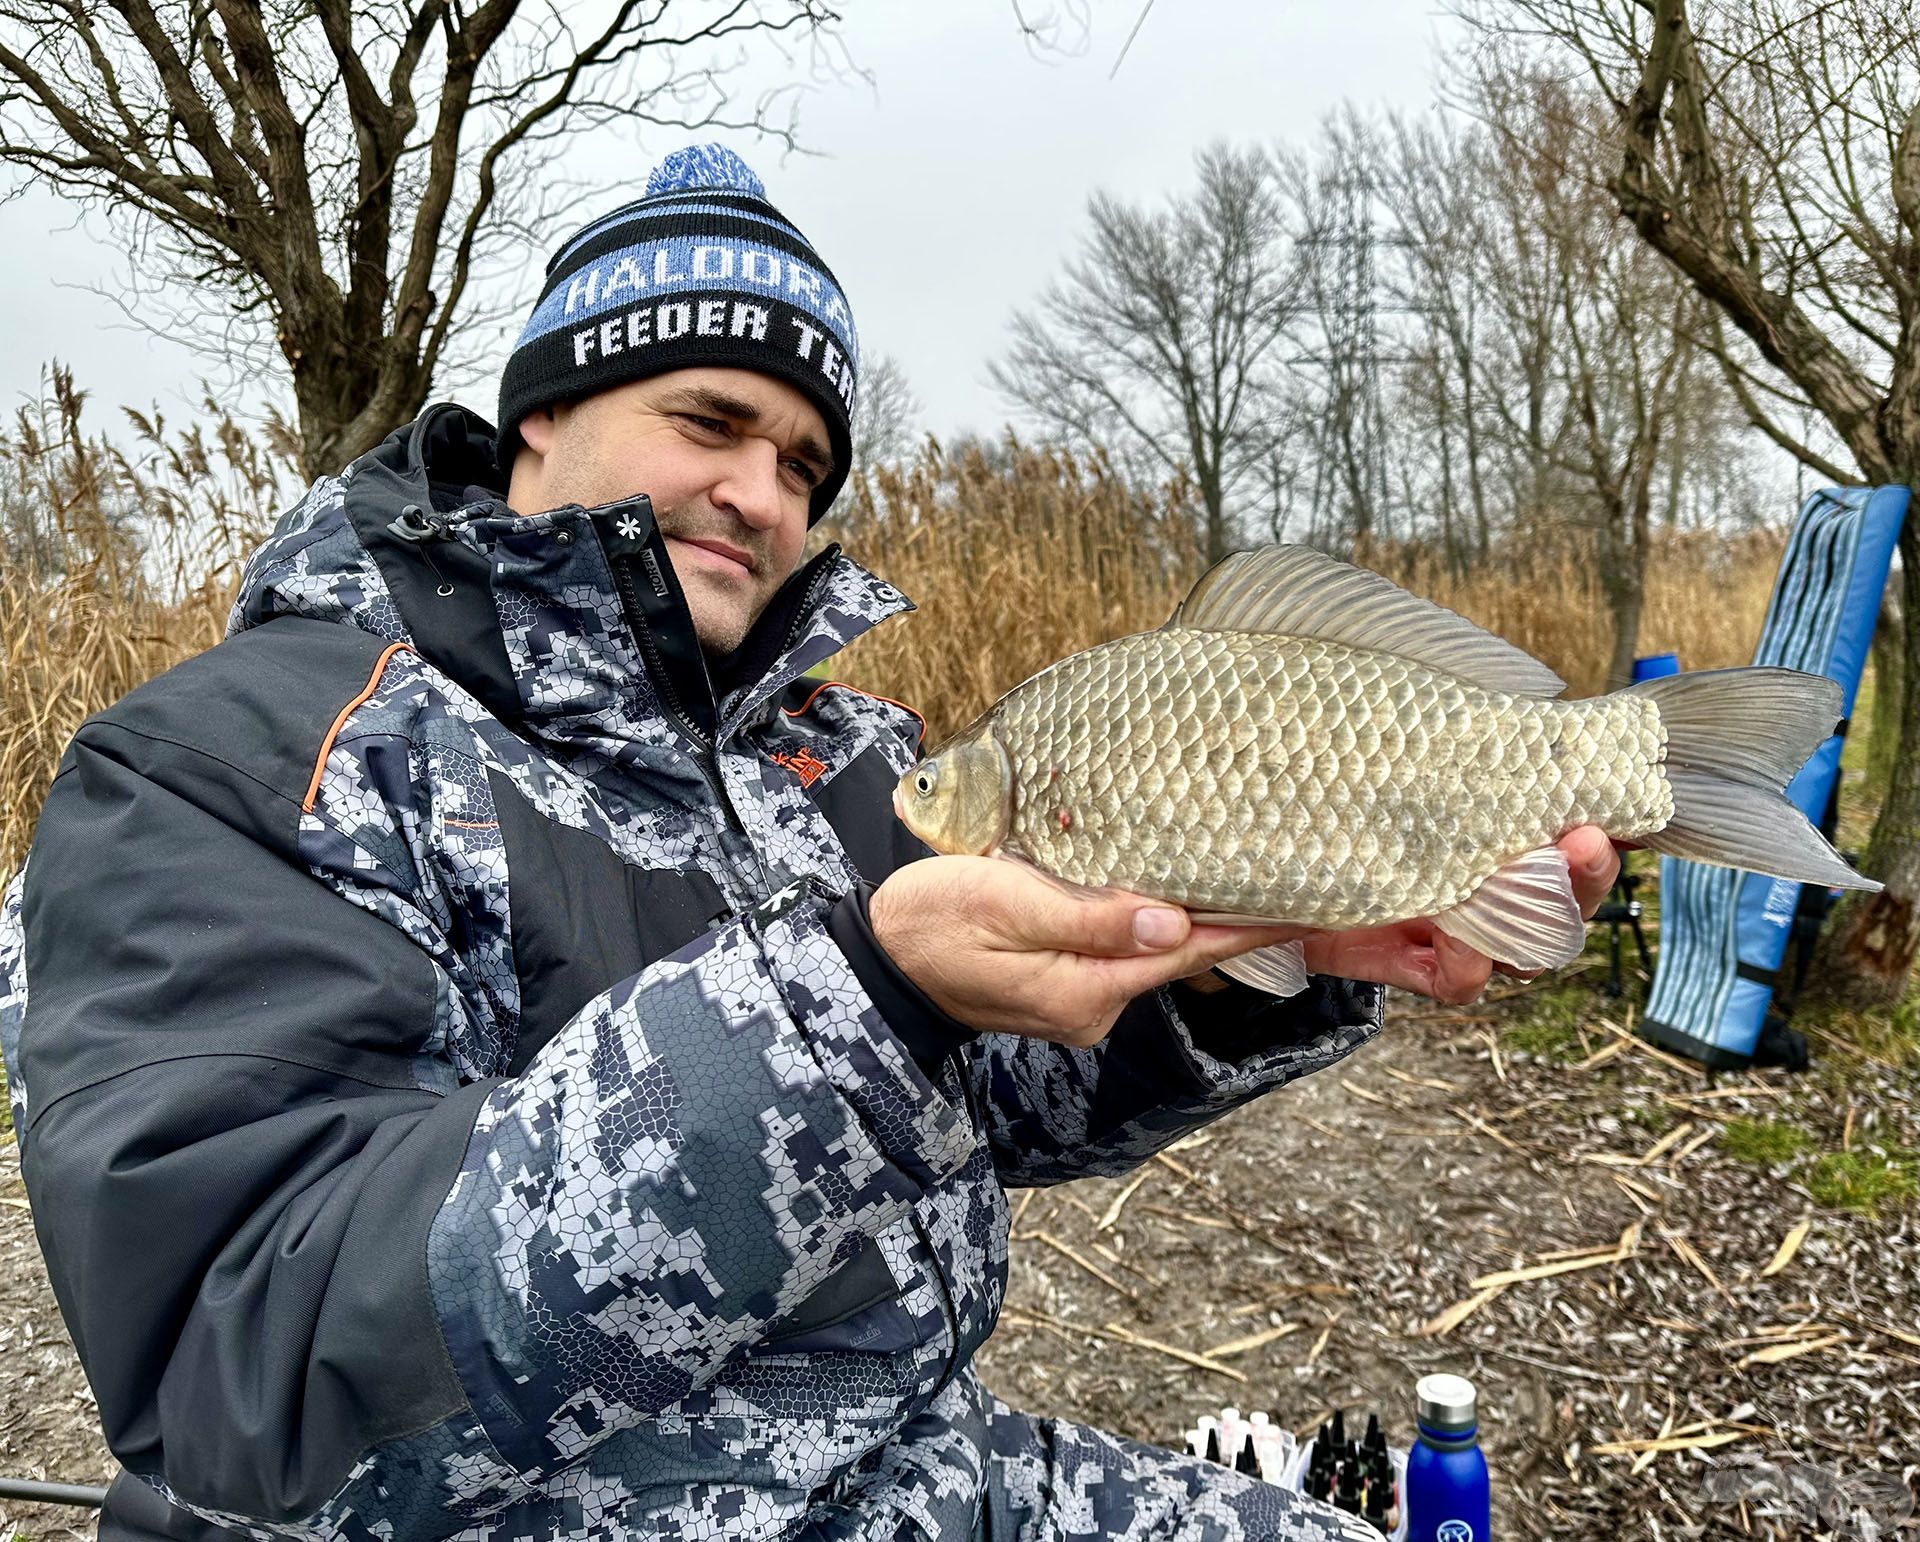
[1380,114,1497,564]
[1421,109,1581,539]
[849,352,922,476]
[1495,72,1704,687]
[1463,0,1920,1006]
[1561,273,1698,689]
[1372,104,1585,559]
[1371,88,1746,613]
[0,2,845,478]
[991,142,1298,564]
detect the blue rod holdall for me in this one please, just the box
[1642,485,1908,1070]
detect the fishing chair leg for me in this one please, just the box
[1592,872,1646,998]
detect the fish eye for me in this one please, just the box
[914,766,937,797]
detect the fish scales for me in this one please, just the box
[897,544,1872,992]
[994,630,1674,929]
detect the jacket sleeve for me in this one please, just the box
[965,973,1383,1188]
[819,781,1384,1193]
[823,880,1381,1191]
[9,717,974,1538]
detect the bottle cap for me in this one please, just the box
[1415,1373,1478,1432]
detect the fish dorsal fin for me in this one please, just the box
[1171,545,1565,698]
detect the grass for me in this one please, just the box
[1796,989,1920,1074]
[817,438,1206,743]
[1502,979,1596,1063]
[1804,1150,1917,1215]
[1370,527,1786,698]
[1721,1117,1814,1167]
[1622,1100,1677,1134]
[1504,1017,1585,1062]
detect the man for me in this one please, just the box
[0,145,1615,1542]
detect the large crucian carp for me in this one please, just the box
[894,545,1875,998]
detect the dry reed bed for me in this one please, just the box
[3,400,1787,875]
[0,575,232,872]
[827,440,1787,741]
[0,369,282,874]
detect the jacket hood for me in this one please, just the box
[229,403,913,759]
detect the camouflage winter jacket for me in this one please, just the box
[0,405,1381,1542]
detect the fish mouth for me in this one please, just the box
[891,785,906,824]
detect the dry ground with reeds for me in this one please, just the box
[968,964,1920,1542]
[2,417,1914,1539]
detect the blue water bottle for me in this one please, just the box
[1405,1373,1490,1542]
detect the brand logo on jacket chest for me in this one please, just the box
[771,747,830,789]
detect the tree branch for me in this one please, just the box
[1701,317,1859,483]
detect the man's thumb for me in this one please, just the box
[1035,891,1188,956]
[1131,905,1187,949]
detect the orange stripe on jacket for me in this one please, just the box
[302,642,417,813]
[782,679,926,747]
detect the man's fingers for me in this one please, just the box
[1185,919,1314,967]
[1301,920,1425,985]
[1000,873,1195,959]
[976,836,1611,1012]
[1558,825,1620,918]
[1429,929,1493,1004]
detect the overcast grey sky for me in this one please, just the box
[4,2,1457,450]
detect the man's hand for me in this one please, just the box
[1289,826,1621,1004]
[868,855,1309,1048]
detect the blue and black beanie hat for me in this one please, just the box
[497,143,859,520]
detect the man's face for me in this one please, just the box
[508,367,833,656]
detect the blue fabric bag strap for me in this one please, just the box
[1642,484,1908,1068]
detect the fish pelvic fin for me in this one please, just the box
[1434,846,1587,971]
[1213,939,1310,999]
[1628,668,1880,892]
[1170,544,1566,698]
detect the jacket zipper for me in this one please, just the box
[394,499,820,902]
[606,545,716,759]
[779,556,835,657]
[396,494,957,1374]
[590,511,781,901]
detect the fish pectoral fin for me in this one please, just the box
[1432,846,1586,971]
[1170,545,1565,698]
[1213,940,1310,1000]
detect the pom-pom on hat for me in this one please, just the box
[497,143,858,521]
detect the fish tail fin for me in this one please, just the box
[1625,667,1879,892]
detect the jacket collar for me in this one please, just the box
[231,403,912,758]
